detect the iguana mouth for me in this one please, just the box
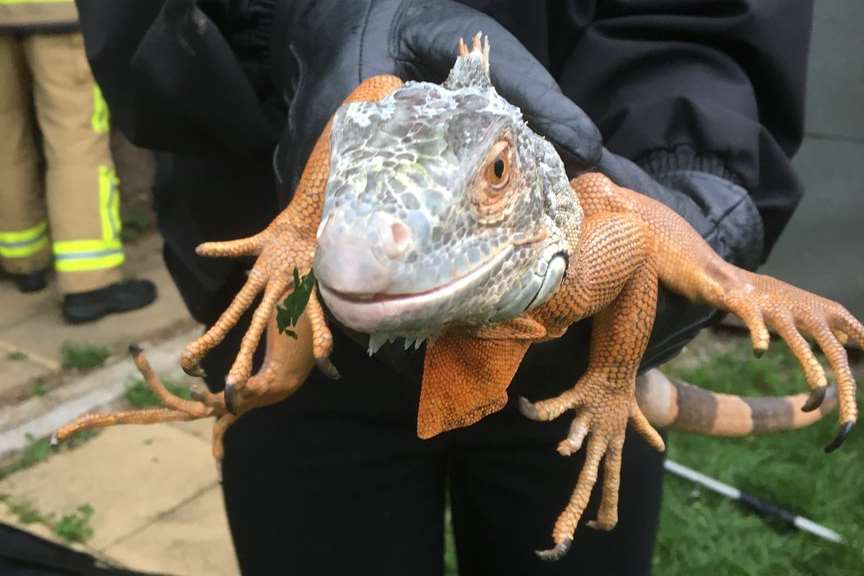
[317,244,514,333]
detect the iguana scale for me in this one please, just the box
[55,36,862,560]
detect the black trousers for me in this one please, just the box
[202,316,665,576]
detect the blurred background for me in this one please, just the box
[0,2,861,575]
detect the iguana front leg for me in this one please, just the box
[518,211,666,560]
[179,75,405,402]
[54,310,316,459]
[574,173,863,450]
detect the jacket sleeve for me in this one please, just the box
[75,0,278,155]
[556,0,813,261]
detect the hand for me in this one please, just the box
[271,0,602,201]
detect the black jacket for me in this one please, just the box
[75,0,812,374]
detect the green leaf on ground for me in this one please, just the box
[276,268,315,338]
[0,497,48,525]
[125,377,191,408]
[60,341,111,370]
[32,378,47,397]
[54,504,95,544]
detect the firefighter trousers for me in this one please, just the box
[0,31,122,294]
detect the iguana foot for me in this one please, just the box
[720,272,864,451]
[181,223,338,399]
[518,372,664,559]
[53,345,237,459]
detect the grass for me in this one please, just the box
[60,341,111,370]
[654,333,863,576]
[53,504,95,543]
[124,376,191,408]
[32,378,47,397]
[0,435,52,481]
[0,496,95,544]
[6,350,27,361]
[438,332,861,575]
[0,431,99,482]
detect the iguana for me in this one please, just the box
[54,35,862,560]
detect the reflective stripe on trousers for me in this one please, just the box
[52,164,124,272]
[0,221,48,258]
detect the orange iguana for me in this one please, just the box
[55,36,861,559]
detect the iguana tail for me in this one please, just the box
[637,369,836,436]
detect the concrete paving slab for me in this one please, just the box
[764,138,864,317]
[103,486,238,576]
[805,0,864,139]
[0,280,58,330]
[169,419,214,444]
[0,423,216,552]
[0,354,55,404]
[0,264,191,362]
[0,330,200,455]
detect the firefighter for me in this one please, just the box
[0,0,155,323]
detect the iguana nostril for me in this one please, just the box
[386,221,413,259]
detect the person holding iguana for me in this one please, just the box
[73,1,817,574]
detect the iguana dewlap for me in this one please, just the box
[55,35,863,561]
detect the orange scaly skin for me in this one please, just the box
[53,42,863,560]
[511,172,863,558]
[54,76,406,459]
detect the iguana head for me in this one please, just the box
[314,35,581,352]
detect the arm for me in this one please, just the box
[561,0,812,259]
[554,0,814,366]
[75,0,278,155]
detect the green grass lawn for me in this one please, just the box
[441,331,862,575]
[655,331,863,576]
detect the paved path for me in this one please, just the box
[0,232,238,575]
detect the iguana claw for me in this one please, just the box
[824,421,854,453]
[223,382,239,415]
[316,357,341,380]
[183,363,207,378]
[535,538,572,562]
[801,385,828,413]
[517,396,541,420]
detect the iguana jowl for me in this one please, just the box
[55,35,862,560]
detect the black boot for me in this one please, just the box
[13,269,48,293]
[63,279,157,324]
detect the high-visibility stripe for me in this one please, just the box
[53,239,122,255]
[98,165,121,243]
[91,85,110,134]
[54,251,124,272]
[53,237,124,271]
[0,221,48,259]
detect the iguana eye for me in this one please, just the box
[471,138,516,224]
[484,146,511,189]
